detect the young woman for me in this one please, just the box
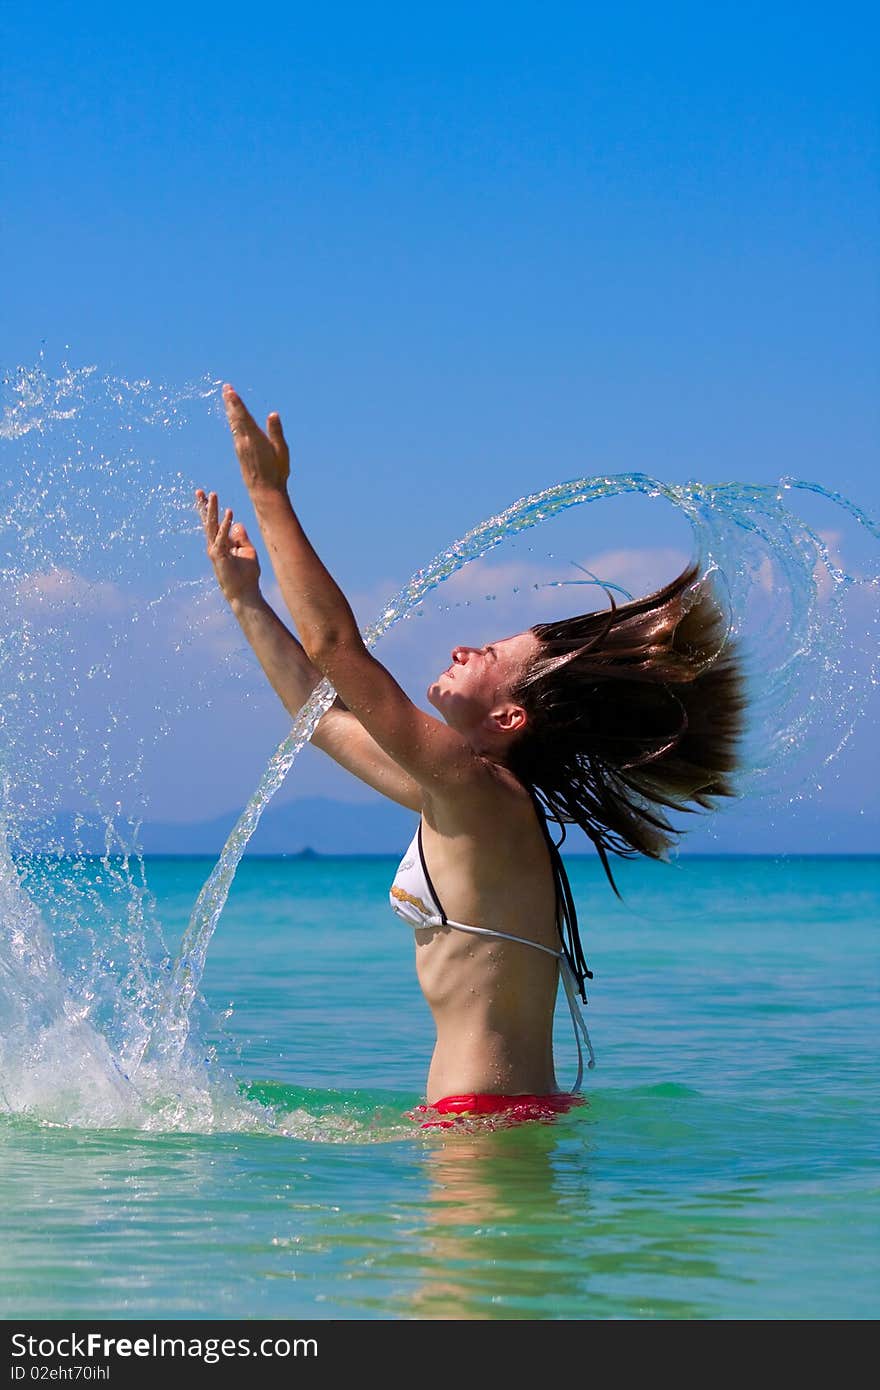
[196,386,744,1126]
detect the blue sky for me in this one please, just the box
[3,3,878,850]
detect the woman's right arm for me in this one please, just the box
[230,593,423,811]
[196,489,422,813]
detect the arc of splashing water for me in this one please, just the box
[151,471,879,1069]
[153,473,661,1064]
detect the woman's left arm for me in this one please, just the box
[222,386,478,793]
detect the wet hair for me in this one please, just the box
[506,560,746,897]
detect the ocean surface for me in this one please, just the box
[1,852,877,1321]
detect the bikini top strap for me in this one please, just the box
[440,916,563,960]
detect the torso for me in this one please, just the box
[390,764,564,1103]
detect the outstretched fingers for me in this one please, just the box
[222,383,289,462]
[213,505,234,555]
[222,384,259,440]
[266,411,288,457]
[194,489,226,547]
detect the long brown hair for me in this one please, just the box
[507,560,746,895]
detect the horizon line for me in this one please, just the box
[13,850,880,862]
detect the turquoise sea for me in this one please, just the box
[1,852,877,1321]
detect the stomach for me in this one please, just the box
[414,935,560,1101]
[425,1026,559,1104]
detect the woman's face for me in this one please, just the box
[427,631,540,737]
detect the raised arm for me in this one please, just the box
[195,489,423,812]
[220,386,481,795]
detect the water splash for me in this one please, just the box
[1,356,877,1129]
[0,355,251,1128]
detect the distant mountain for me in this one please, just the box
[141,796,421,855]
[16,797,418,857]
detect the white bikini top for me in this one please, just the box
[389,813,595,1090]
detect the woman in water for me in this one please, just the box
[196,386,744,1126]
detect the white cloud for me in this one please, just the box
[15,568,129,616]
[560,546,692,601]
[348,545,691,623]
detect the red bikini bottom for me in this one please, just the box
[410,1092,583,1129]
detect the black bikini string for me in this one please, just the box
[528,788,593,1003]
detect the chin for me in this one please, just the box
[427,672,449,702]
[427,684,453,724]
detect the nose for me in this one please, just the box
[451,646,476,665]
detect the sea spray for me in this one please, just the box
[0,357,261,1127]
[0,805,138,1125]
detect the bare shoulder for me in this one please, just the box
[422,758,536,837]
[419,760,554,917]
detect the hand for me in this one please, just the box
[223,384,290,497]
[196,489,262,606]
